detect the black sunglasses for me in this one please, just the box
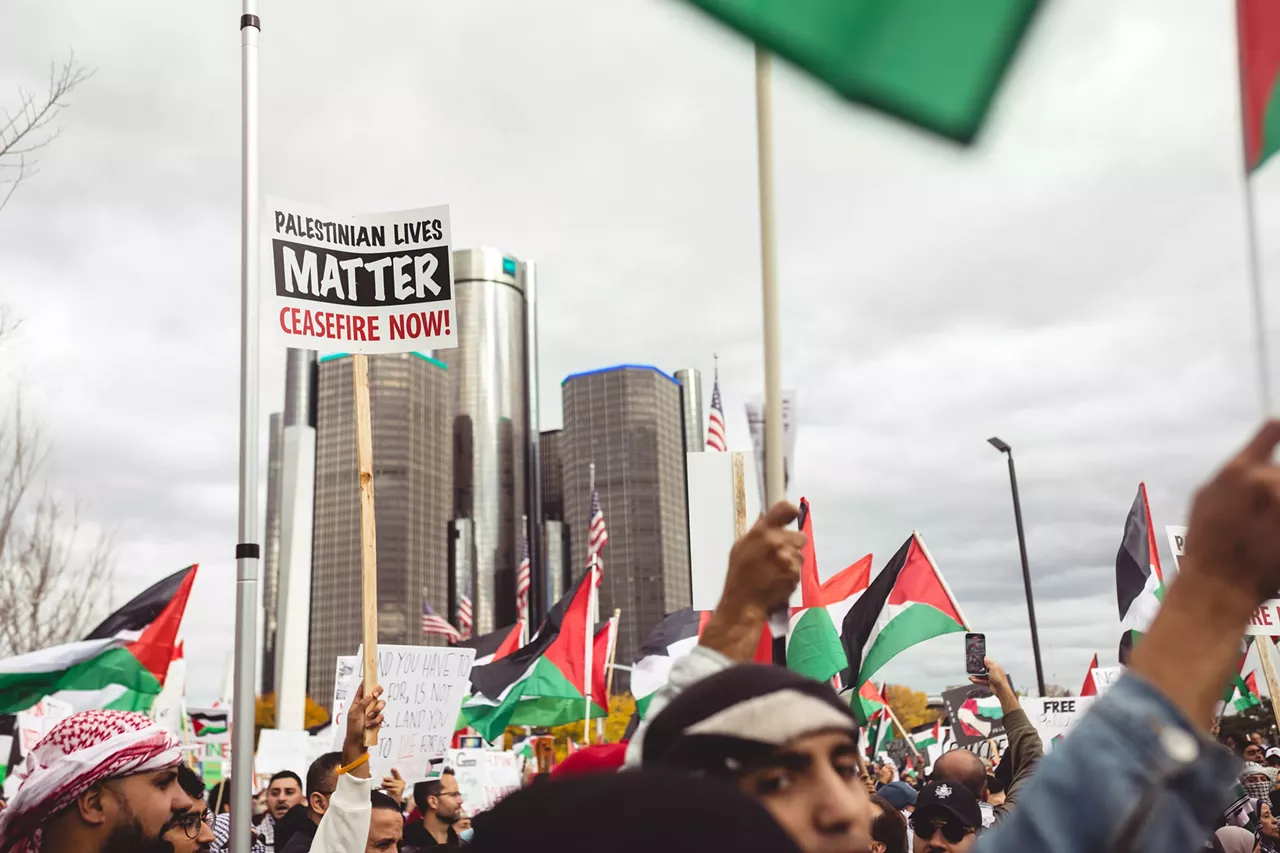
[166,811,206,840]
[912,816,975,844]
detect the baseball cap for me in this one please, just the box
[878,781,918,811]
[1266,747,1280,762]
[914,780,982,830]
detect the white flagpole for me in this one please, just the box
[520,514,530,646]
[231,3,262,851]
[755,46,789,638]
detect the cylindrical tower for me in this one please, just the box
[440,248,529,635]
[674,368,704,455]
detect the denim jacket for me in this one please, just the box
[975,674,1240,853]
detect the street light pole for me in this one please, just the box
[988,437,1047,697]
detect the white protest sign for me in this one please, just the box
[447,748,523,815]
[1165,525,1187,575]
[16,697,72,754]
[351,644,475,780]
[255,729,312,780]
[1246,600,1280,635]
[1091,666,1123,697]
[330,655,359,737]
[1022,696,1096,752]
[745,392,797,509]
[264,197,457,354]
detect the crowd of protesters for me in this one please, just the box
[7,420,1280,852]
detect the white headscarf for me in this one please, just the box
[0,709,181,853]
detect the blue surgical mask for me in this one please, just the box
[458,827,475,843]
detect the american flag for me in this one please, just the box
[422,599,461,643]
[706,372,727,451]
[456,594,473,641]
[515,533,531,628]
[587,488,609,566]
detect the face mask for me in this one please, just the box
[458,827,475,843]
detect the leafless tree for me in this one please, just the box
[0,399,114,657]
[0,52,91,212]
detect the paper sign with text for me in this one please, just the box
[265,197,456,354]
[1090,666,1123,697]
[1022,696,1096,752]
[1166,526,1186,574]
[345,644,475,780]
[446,748,523,814]
[1246,600,1280,635]
[329,655,359,735]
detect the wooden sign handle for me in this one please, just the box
[353,354,380,747]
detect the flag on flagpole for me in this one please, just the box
[1116,484,1165,664]
[588,488,609,565]
[456,594,473,641]
[423,599,462,643]
[706,366,727,451]
[911,720,942,750]
[1079,653,1100,697]
[1238,0,1280,173]
[516,531,532,633]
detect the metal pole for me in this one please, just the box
[1005,452,1046,697]
[232,3,261,851]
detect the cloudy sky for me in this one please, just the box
[2,0,1275,701]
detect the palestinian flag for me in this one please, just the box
[1116,484,1165,665]
[1239,0,1280,172]
[458,622,525,668]
[842,534,968,686]
[188,708,230,741]
[1079,653,1099,697]
[785,499,872,683]
[678,0,1041,144]
[631,608,781,719]
[463,571,609,741]
[911,720,941,750]
[866,701,897,758]
[851,679,888,729]
[956,693,1004,740]
[0,567,197,714]
[1229,671,1262,713]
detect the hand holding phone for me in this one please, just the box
[965,633,987,676]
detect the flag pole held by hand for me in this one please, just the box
[353,353,381,746]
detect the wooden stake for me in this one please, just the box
[604,609,622,705]
[732,452,748,540]
[1257,638,1280,741]
[353,353,380,746]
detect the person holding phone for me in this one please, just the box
[931,659,1042,830]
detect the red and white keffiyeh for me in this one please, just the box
[0,709,182,853]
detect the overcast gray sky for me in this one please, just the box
[1,0,1274,701]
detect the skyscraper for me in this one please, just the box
[306,352,452,703]
[438,248,542,636]
[560,365,692,676]
[540,429,568,605]
[260,412,284,694]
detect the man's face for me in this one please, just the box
[736,730,871,853]
[99,767,194,853]
[367,808,404,852]
[430,775,463,822]
[911,808,977,853]
[1246,744,1265,764]
[267,777,303,819]
[162,805,216,853]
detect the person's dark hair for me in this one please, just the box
[531,772,552,786]
[269,770,303,789]
[306,752,342,797]
[869,794,908,853]
[413,769,455,812]
[931,749,988,799]
[177,766,205,801]
[986,773,1006,796]
[207,780,232,813]
[371,790,402,813]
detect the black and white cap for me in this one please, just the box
[641,664,859,776]
[915,780,983,829]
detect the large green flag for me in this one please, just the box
[679,0,1041,143]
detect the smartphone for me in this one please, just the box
[965,633,987,675]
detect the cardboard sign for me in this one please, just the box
[339,644,475,780]
[446,748,523,814]
[265,197,456,354]
[744,391,797,508]
[941,686,1006,746]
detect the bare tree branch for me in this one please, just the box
[0,396,114,656]
[0,52,92,213]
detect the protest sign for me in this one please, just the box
[330,655,359,733]
[941,686,1006,747]
[254,730,312,780]
[1021,696,1095,752]
[346,644,475,780]
[1166,525,1186,575]
[264,197,456,355]
[447,748,523,814]
[16,697,72,755]
[1090,666,1122,697]
[1246,600,1280,635]
[745,392,797,509]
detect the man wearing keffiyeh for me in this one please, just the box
[0,709,191,853]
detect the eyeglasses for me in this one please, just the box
[911,817,975,844]
[166,811,207,840]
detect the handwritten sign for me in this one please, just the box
[1022,696,1096,752]
[447,748,522,814]
[341,644,474,780]
[1091,666,1123,697]
[330,655,359,734]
